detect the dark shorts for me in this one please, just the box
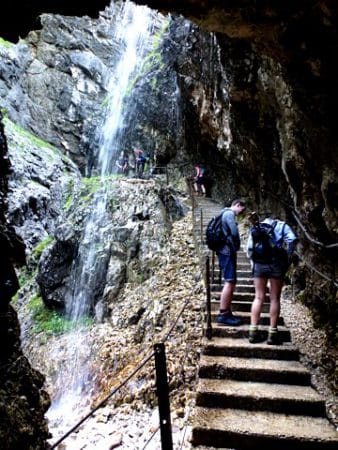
[218,253,237,283]
[252,260,284,279]
[196,176,205,185]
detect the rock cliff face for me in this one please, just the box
[0,1,337,446]
[0,113,50,449]
[132,0,338,351]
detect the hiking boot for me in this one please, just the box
[248,328,266,344]
[267,329,281,345]
[217,312,242,326]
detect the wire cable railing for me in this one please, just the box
[50,350,155,449]
[258,187,338,286]
[50,285,197,450]
[260,187,338,250]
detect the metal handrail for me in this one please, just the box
[205,256,213,340]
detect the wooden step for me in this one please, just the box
[191,407,338,449]
[199,355,311,385]
[196,378,326,416]
[201,336,298,360]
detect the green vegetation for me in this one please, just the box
[64,175,119,213]
[3,116,75,167]
[3,117,56,150]
[64,178,75,211]
[10,263,38,307]
[28,294,94,336]
[32,235,54,260]
[125,19,169,97]
[81,175,116,199]
[152,19,169,51]
[0,37,13,49]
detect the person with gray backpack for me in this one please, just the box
[246,212,297,344]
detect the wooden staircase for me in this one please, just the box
[191,197,338,449]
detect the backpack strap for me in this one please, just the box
[274,221,286,247]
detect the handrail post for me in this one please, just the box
[154,343,173,450]
[205,256,213,340]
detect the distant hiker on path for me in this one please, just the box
[134,148,146,178]
[217,199,246,326]
[246,212,297,344]
[193,163,206,196]
[116,152,129,176]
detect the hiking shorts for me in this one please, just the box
[218,253,237,283]
[252,260,284,279]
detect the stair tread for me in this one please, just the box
[211,292,262,298]
[209,311,285,325]
[210,323,289,332]
[201,336,297,351]
[193,199,337,448]
[192,406,338,441]
[200,354,309,374]
[209,311,281,320]
[197,378,323,402]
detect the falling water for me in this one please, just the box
[47,1,165,442]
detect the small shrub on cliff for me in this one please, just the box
[0,37,13,48]
[28,294,93,335]
[32,236,54,260]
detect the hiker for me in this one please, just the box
[246,212,297,344]
[193,163,206,196]
[216,199,246,326]
[116,153,129,176]
[134,148,146,178]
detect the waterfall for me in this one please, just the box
[47,1,165,442]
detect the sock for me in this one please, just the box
[269,327,278,333]
[249,325,258,332]
[220,309,230,315]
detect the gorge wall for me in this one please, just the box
[0,1,337,448]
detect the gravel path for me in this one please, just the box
[281,286,338,428]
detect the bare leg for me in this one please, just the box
[269,278,283,328]
[220,281,235,311]
[251,277,268,326]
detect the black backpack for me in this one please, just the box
[205,210,229,251]
[251,221,279,263]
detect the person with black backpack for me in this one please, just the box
[214,199,246,326]
[246,212,297,344]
